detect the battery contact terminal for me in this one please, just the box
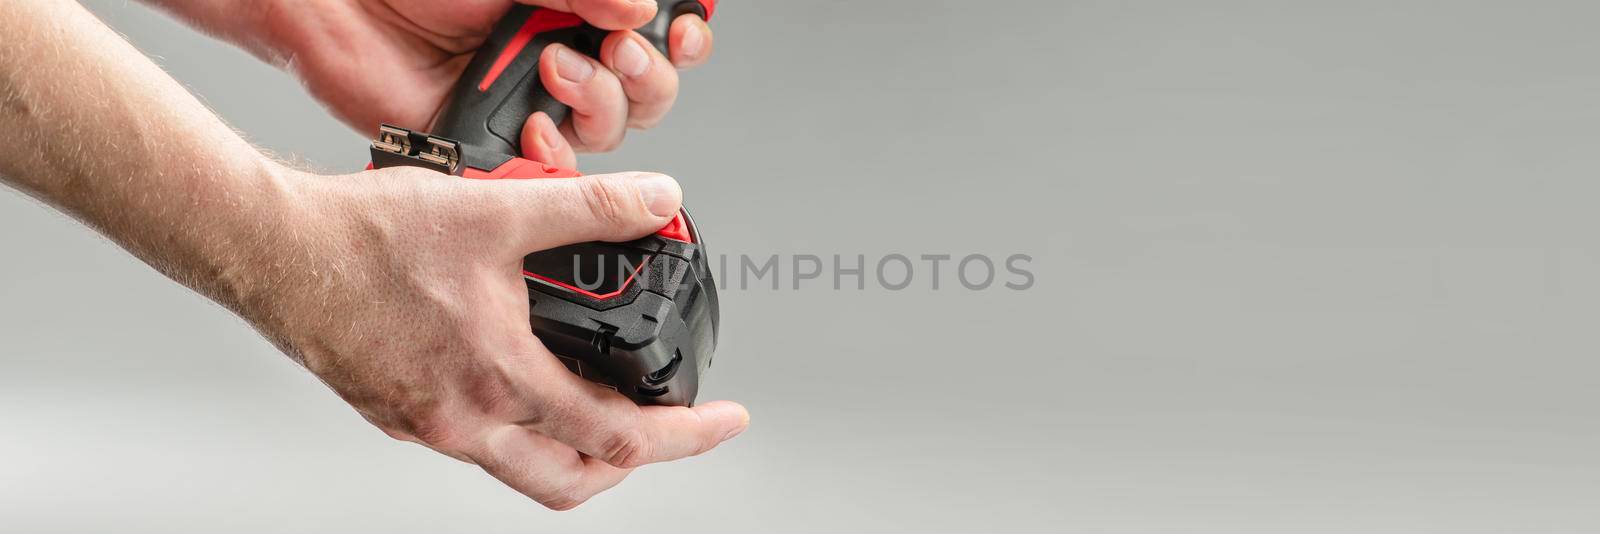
[372,124,412,155]
[420,137,461,172]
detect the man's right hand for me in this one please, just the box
[147,0,718,169]
[239,166,749,509]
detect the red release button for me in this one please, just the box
[655,212,692,243]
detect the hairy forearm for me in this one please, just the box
[0,0,291,309]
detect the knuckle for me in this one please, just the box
[625,1,655,23]
[541,482,590,511]
[578,176,630,226]
[405,409,464,449]
[475,386,522,419]
[378,425,416,443]
[628,116,662,130]
[697,431,722,456]
[474,358,535,418]
[590,134,625,153]
[600,428,651,468]
[632,75,680,108]
[541,493,587,511]
[693,413,721,456]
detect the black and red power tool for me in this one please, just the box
[369,1,720,407]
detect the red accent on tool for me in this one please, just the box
[462,158,581,179]
[478,10,585,91]
[523,259,648,300]
[654,212,692,243]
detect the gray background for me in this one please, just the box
[4,0,1599,532]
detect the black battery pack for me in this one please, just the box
[522,217,718,406]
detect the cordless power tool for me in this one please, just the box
[369,1,720,406]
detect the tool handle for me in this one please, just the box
[432,0,715,171]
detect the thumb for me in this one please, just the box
[502,172,682,253]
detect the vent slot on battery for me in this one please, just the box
[590,324,619,355]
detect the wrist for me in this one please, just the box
[171,157,306,319]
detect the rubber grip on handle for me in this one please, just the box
[430,1,711,172]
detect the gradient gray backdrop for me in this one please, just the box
[4,1,1599,532]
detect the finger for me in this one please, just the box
[518,0,657,30]
[520,111,578,169]
[365,418,478,464]
[600,30,680,129]
[550,388,752,469]
[471,424,633,510]
[668,14,714,68]
[484,171,682,253]
[539,43,629,153]
[508,353,750,468]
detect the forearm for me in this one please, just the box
[0,0,291,309]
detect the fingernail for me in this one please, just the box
[635,173,681,217]
[555,46,595,83]
[614,37,651,79]
[679,24,705,60]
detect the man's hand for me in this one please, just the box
[244,167,748,509]
[150,0,716,168]
[2,0,744,510]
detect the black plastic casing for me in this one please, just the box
[431,2,708,172]
[524,217,719,407]
[391,1,719,406]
